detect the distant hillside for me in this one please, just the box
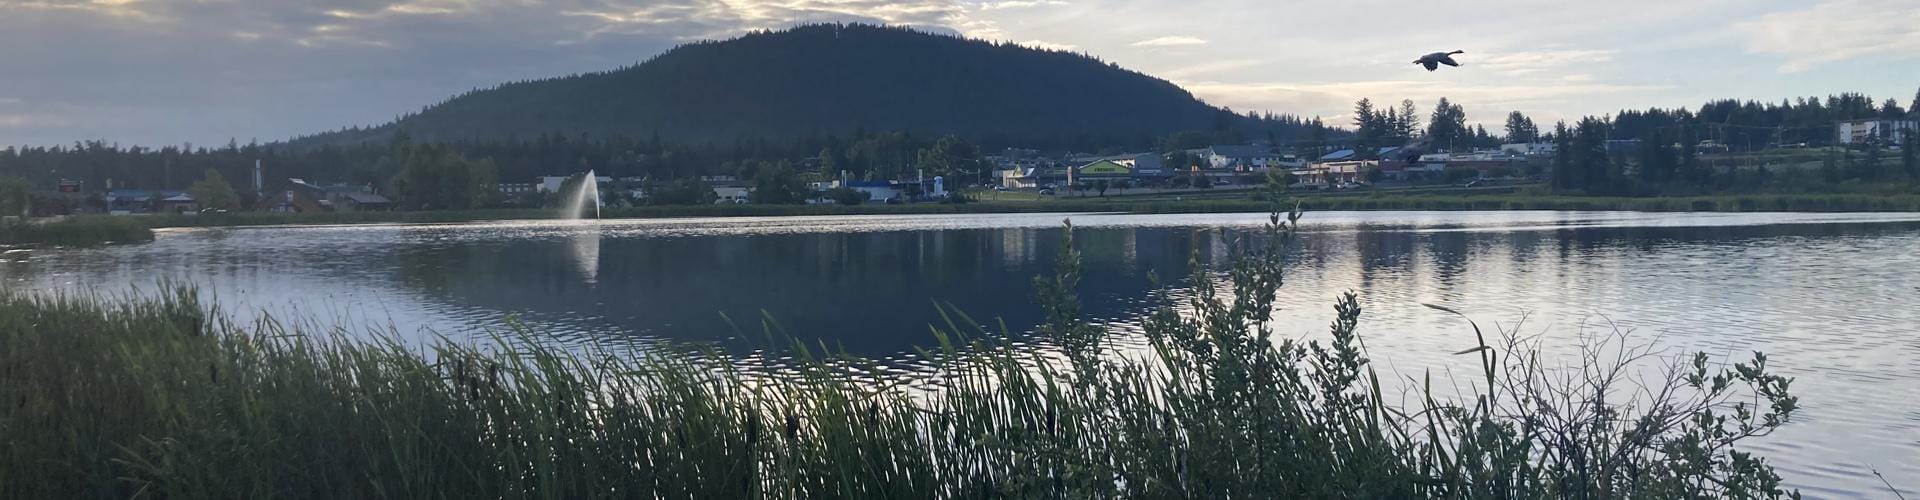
[296,24,1305,150]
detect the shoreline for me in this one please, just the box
[154,192,1920,229]
[8,192,1920,246]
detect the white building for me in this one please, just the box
[1837,119,1919,145]
[1500,143,1557,156]
[1204,145,1287,170]
[712,186,750,203]
[537,174,612,193]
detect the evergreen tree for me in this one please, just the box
[1636,129,1676,184]
[1426,98,1468,151]
[1550,121,1575,191]
[1504,111,1539,143]
[1352,98,1378,149]
[1910,86,1920,119]
[1881,99,1906,120]
[1397,100,1419,139]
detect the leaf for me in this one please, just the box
[1421,303,1462,316]
[1452,346,1492,356]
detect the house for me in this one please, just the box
[335,192,393,211]
[156,193,198,213]
[1837,119,1919,145]
[712,186,750,203]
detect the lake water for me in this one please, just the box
[4,211,1918,496]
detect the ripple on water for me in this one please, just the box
[6,211,1920,495]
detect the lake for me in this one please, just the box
[4,210,1917,497]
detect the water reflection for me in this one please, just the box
[571,223,601,284]
[4,211,1920,496]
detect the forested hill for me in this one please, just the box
[294,24,1307,150]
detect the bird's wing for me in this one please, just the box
[1422,61,1438,71]
[1439,56,1460,67]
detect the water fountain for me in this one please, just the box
[562,170,603,220]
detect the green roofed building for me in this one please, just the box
[1075,159,1134,178]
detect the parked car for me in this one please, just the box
[1038,188,1056,196]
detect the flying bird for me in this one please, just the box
[1414,50,1464,71]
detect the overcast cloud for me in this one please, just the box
[2,0,1916,146]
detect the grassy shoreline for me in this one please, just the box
[0,215,1804,498]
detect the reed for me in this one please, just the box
[0,207,1803,498]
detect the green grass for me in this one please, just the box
[0,209,1805,498]
[0,215,155,246]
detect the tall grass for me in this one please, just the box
[0,207,1803,498]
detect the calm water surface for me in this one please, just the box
[4,211,1918,496]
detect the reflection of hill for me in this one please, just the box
[391,227,1243,355]
[384,219,1920,357]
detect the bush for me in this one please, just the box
[0,216,154,246]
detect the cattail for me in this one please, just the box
[209,362,218,384]
[785,413,800,441]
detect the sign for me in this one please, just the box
[57,179,81,193]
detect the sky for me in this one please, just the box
[1,0,1916,147]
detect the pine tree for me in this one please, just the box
[1397,100,1419,139]
[1352,98,1377,149]
[1504,111,1538,143]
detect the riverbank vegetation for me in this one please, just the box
[0,215,154,246]
[1,207,1804,498]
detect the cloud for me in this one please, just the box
[1159,59,1266,79]
[1472,49,1615,76]
[1017,39,1076,51]
[977,0,1065,10]
[1175,78,1672,127]
[0,97,20,105]
[1733,0,1920,72]
[1129,35,1204,47]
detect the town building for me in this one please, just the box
[537,174,612,193]
[1204,145,1288,170]
[1500,142,1557,156]
[1837,119,1919,145]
